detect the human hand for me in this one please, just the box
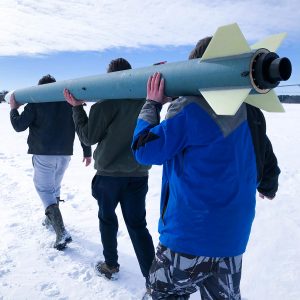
[10,93,22,110]
[147,72,172,105]
[259,192,275,200]
[83,156,92,167]
[63,89,85,106]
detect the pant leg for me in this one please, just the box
[33,155,57,209]
[54,156,71,198]
[149,244,206,300]
[119,176,155,278]
[91,175,122,267]
[198,256,242,300]
[149,245,242,300]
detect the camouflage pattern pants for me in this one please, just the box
[149,244,242,300]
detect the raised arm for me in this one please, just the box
[10,93,35,132]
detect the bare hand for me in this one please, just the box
[259,192,275,200]
[147,72,171,105]
[10,93,22,110]
[63,89,85,106]
[83,157,92,167]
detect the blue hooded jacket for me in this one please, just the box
[132,96,279,257]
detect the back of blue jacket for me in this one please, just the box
[132,96,271,257]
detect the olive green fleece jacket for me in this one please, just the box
[72,99,151,177]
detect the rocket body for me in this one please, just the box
[12,53,252,104]
[8,23,292,115]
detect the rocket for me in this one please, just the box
[7,23,292,115]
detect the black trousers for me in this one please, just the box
[91,175,155,278]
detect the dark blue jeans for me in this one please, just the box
[91,175,155,277]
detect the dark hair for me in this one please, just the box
[107,58,132,73]
[38,74,56,85]
[188,36,212,60]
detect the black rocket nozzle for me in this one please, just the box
[268,57,292,82]
[253,51,292,90]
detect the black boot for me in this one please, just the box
[42,215,52,228]
[42,197,64,228]
[45,204,72,250]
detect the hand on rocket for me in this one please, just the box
[9,93,22,110]
[63,89,85,106]
[147,72,172,105]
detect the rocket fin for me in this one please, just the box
[200,88,251,115]
[244,90,285,112]
[201,23,250,61]
[250,33,287,52]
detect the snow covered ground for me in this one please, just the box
[0,103,299,300]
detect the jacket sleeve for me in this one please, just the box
[246,104,280,198]
[10,104,35,132]
[72,102,112,147]
[80,141,92,157]
[257,135,280,198]
[132,100,188,165]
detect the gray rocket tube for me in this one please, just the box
[12,53,254,104]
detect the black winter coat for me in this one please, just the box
[10,102,91,157]
[246,104,280,198]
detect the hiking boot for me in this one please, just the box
[45,204,72,250]
[94,261,119,280]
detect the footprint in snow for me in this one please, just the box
[67,265,92,282]
[38,282,60,297]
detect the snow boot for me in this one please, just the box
[42,197,64,228]
[94,261,119,280]
[42,215,52,228]
[45,203,72,250]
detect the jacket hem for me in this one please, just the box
[96,170,149,177]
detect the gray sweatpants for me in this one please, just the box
[149,244,242,300]
[32,155,71,209]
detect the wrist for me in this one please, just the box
[146,99,163,109]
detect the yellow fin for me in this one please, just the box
[201,23,250,61]
[245,90,285,112]
[250,33,287,52]
[200,88,251,115]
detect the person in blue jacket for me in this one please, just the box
[10,74,92,251]
[132,37,280,300]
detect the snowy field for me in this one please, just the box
[0,103,299,300]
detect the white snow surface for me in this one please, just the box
[0,103,299,300]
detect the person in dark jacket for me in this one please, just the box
[10,74,92,251]
[132,38,280,300]
[63,58,155,284]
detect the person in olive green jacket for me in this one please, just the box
[63,58,155,285]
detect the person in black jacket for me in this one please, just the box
[10,74,92,251]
